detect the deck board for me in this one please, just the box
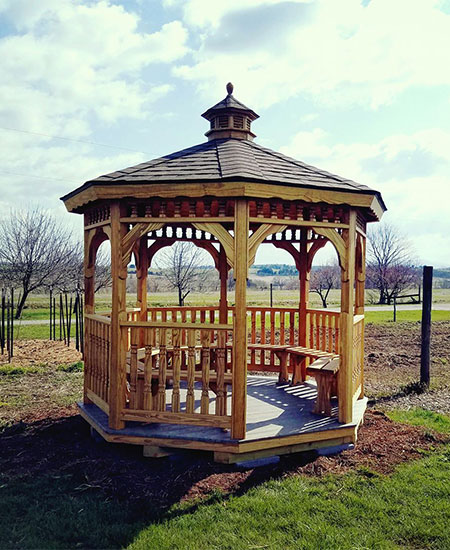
[80,376,365,447]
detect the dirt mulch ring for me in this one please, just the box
[0,409,446,509]
[0,339,81,367]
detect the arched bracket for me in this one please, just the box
[147,238,221,270]
[85,227,110,278]
[307,237,328,272]
[121,222,164,268]
[192,222,234,269]
[248,224,288,268]
[313,227,347,269]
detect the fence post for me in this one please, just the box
[420,266,433,388]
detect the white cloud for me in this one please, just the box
[280,127,450,266]
[173,0,450,109]
[0,1,188,135]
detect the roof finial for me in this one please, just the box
[226,82,234,95]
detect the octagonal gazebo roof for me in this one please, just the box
[61,84,385,221]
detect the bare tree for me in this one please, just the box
[158,242,208,306]
[310,264,340,308]
[0,207,80,318]
[367,223,418,305]
[59,247,112,294]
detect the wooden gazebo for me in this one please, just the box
[61,84,385,463]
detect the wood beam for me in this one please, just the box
[109,202,128,430]
[293,229,310,385]
[232,199,248,440]
[338,209,357,424]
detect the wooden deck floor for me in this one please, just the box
[79,376,367,455]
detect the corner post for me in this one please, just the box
[83,216,94,404]
[294,229,310,384]
[339,209,356,424]
[232,199,248,439]
[355,233,366,398]
[136,236,149,347]
[109,202,128,430]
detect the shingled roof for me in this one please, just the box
[80,138,377,196]
[61,83,386,217]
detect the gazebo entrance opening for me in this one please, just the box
[62,84,384,461]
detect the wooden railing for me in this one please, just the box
[84,314,111,413]
[247,306,299,371]
[308,309,340,354]
[119,321,233,429]
[147,306,222,324]
[352,314,364,399]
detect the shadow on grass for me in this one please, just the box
[0,414,317,549]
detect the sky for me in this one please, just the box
[0,0,449,267]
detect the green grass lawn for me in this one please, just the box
[364,309,450,324]
[0,410,448,549]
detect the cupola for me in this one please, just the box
[201,83,259,141]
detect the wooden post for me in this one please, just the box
[293,229,309,384]
[83,220,95,403]
[109,202,128,430]
[420,265,433,388]
[218,245,229,324]
[338,209,356,424]
[136,236,149,347]
[232,199,248,440]
[270,283,273,308]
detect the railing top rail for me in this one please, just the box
[85,313,111,324]
[307,308,341,316]
[246,306,299,312]
[120,320,232,330]
[147,305,220,311]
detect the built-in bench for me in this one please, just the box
[306,356,339,416]
[126,344,340,417]
[286,346,339,416]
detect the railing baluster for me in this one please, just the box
[171,329,181,412]
[186,329,196,413]
[289,311,295,345]
[143,327,154,410]
[158,328,167,411]
[129,327,138,409]
[200,330,210,414]
[215,330,226,416]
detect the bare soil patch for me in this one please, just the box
[0,339,81,367]
[364,321,450,414]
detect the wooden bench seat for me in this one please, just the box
[306,357,339,416]
[247,343,290,382]
[286,346,338,385]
